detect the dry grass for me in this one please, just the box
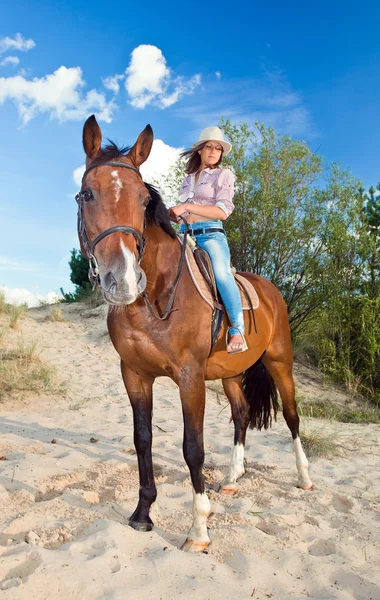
[300,426,342,459]
[0,333,63,403]
[0,326,8,343]
[297,397,380,424]
[82,289,104,309]
[7,304,27,328]
[44,307,65,322]
[0,292,6,314]
[0,293,27,328]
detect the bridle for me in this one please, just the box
[75,161,146,288]
[75,160,189,320]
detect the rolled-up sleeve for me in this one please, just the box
[215,169,235,217]
[178,175,190,203]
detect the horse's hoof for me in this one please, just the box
[181,538,210,553]
[298,483,313,491]
[219,483,238,496]
[128,519,153,532]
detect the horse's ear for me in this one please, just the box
[128,125,153,168]
[83,115,102,160]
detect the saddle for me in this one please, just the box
[177,235,259,350]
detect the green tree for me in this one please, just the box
[60,249,92,302]
[69,249,89,288]
[358,183,380,298]
[219,119,364,332]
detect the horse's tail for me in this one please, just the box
[242,359,279,430]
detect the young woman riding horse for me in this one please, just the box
[76,115,312,553]
[170,127,246,354]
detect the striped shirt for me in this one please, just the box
[178,167,235,218]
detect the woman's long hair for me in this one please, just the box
[181,143,224,174]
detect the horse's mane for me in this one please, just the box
[91,141,177,239]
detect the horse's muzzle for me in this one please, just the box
[101,267,147,305]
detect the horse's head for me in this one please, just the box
[77,115,156,305]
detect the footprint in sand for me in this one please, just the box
[110,556,121,573]
[332,570,380,600]
[76,538,108,558]
[0,551,41,590]
[308,538,336,556]
[332,494,356,513]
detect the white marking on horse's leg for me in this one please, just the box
[185,491,211,548]
[111,170,123,203]
[219,442,245,492]
[120,240,138,296]
[294,436,313,490]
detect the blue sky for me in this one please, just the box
[1,0,379,304]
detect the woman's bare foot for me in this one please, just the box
[226,334,247,354]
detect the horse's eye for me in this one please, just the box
[143,196,151,207]
[82,189,93,202]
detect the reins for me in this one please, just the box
[140,221,190,320]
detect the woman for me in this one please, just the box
[170,126,247,354]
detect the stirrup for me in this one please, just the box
[226,325,248,354]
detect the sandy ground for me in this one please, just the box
[0,303,379,600]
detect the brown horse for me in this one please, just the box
[76,115,312,552]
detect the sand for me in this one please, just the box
[0,303,379,599]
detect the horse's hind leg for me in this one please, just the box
[261,354,313,490]
[121,362,157,530]
[219,375,250,495]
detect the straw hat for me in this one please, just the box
[192,126,232,155]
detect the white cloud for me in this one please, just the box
[126,45,169,108]
[0,285,60,307]
[215,71,221,80]
[140,139,183,206]
[176,71,317,140]
[140,139,182,182]
[0,33,35,54]
[0,66,116,124]
[0,56,20,67]
[125,44,201,109]
[102,74,124,94]
[73,165,85,187]
[159,74,201,109]
[0,256,36,272]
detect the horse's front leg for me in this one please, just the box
[178,368,211,552]
[121,361,157,531]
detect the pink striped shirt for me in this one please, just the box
[178,167,235,218]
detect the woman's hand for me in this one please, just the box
[169,204,191,223]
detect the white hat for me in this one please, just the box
[192,126,232,155]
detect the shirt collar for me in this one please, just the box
[203,167,220,175]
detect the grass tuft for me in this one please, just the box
[0,326,9,343]
[300,427,341,459]
[0,292,6,314]
[297,397,380,424]
[6,304,27,328]
[44,307,65,322]
[0,333,63,402]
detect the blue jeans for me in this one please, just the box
[180,220,244,336]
